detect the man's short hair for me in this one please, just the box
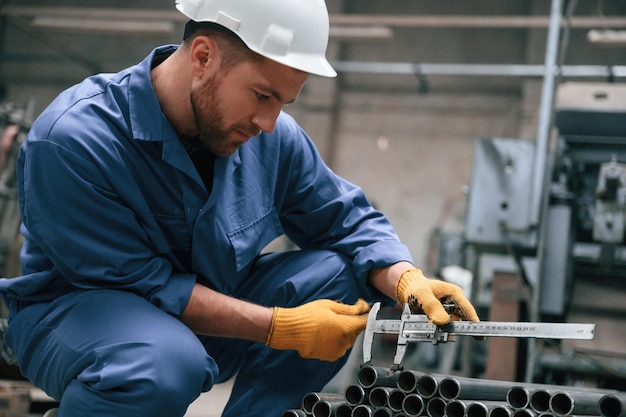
[182,20,262,73]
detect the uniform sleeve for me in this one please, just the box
[274,114,414,286]
[18,137,196,316]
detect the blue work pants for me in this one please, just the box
[6,250,376,417]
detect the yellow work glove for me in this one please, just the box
[266,299,371,362]
[396,268,480,326]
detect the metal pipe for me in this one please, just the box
[529,389,552,413]
[439,376,514,401]
[426,397,447,417]
[599,393,626,417]
[336,403,354,417]
[396,370,428,393]
[476,402,511,417]
[402,393,425,417]
[549,391,604,416]
[512,408,536,417]
[369,387,395,408]
[417,374,442,399]
[445,400,468,417]
[330,62,626,79]
[525,0,563,385]
[281,409,307,417]
[488,403,515,417]
[313,399,349,417]
[358,365,400,389]
[372,407,393,417]
[345,384,368,406]
[507,386,531,410]
[467,402,489,417]
[302,392,345,414]
[388,389,406,413]
[352,404,375,417]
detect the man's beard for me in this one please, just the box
[190,74,253,157]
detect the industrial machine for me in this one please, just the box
[459,82,626,389]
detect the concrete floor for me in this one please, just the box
[184,379,233,417]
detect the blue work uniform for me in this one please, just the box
[0,45,413,417]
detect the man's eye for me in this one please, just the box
[255,92,271,101]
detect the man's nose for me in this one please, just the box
[252,106,281,134]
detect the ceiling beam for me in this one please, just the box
[2,6,626,29]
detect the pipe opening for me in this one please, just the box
[388,389,406,412]
[549,392,574,416]
[403,394,425,417]
[418,375,439,398]
[467,402,489,417]
[530,390,551,413]
[599,395,624,417]
[439,378,461,401]
[507,386,530,409]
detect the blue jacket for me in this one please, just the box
[0,45,412,316]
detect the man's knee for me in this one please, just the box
[246,250,362,306]
[64,335,217,416]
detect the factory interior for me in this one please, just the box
[0,0,625,416]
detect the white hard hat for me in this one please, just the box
[175,0,337,78]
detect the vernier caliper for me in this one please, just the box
[362,302,595,370]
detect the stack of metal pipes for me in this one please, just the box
[280,364,626,417]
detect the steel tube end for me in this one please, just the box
[446,400,468,417]
[507,386,530,410]
[549,392,574,416]
[388,389,407,413]
[530,389,551,413]
[467,402,489,417]
[439,377,461,401]
[417,375,439,399]
[489,405,514,417]
[599,394,624,417]
[402,393,425,417]
[427,397,447,417]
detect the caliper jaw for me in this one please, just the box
[392,304,452,369]
[363,302,451,370]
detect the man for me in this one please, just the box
[0,0,480,416]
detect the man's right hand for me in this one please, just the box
[266,299,371,362]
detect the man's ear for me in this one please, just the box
[189,36,219,77]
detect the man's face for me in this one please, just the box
[189,56,309,157]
